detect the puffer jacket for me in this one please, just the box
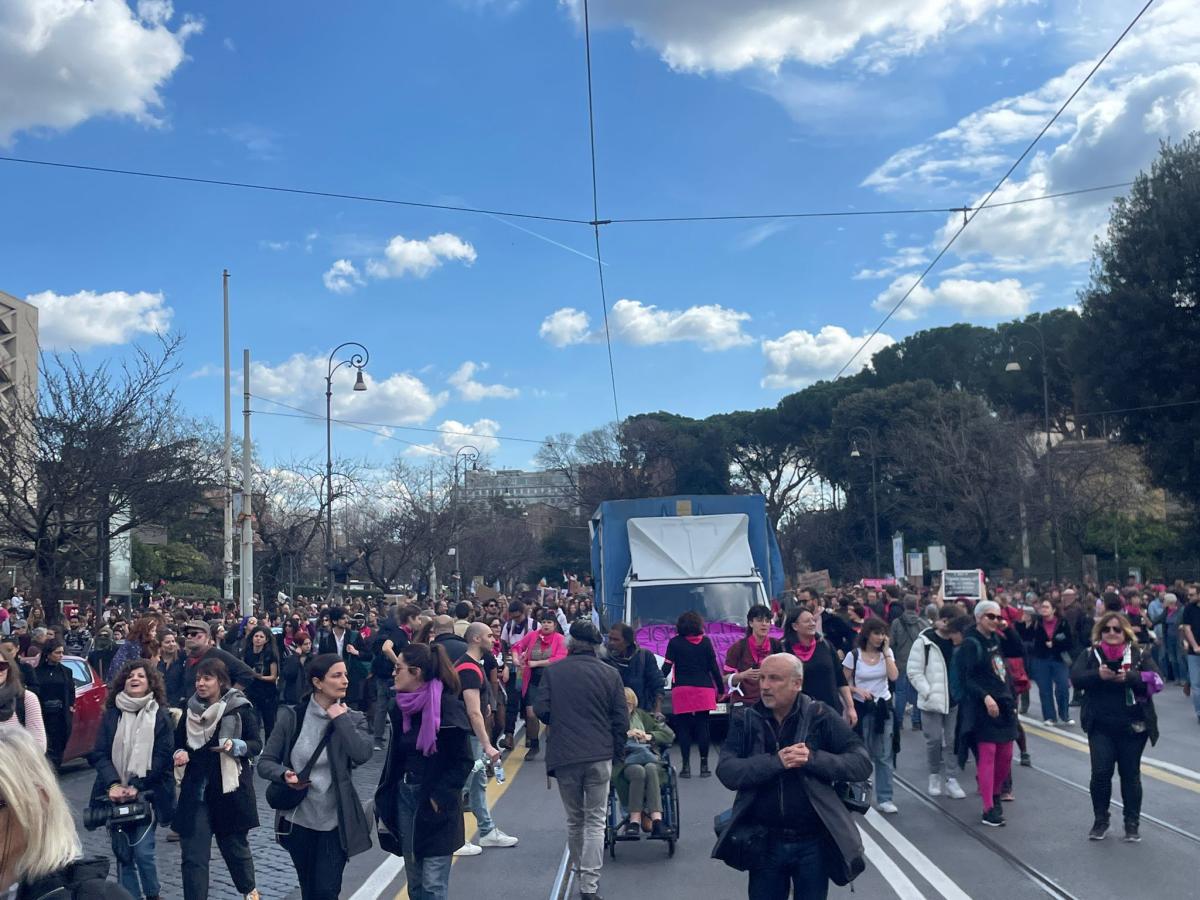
[907,628,952,715]
[18,856,131,900]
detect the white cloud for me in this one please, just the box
[561,0,1010,73]
[365,233,477,280]
[0,0,201,144]
[872,275,1032,320]
[539,308,591,347]
[448,362,519,401]
[322,259,365,294]
[540,299,753,351]
[859,0,1200,277]
[27,289,173,350]
[761,325,896,389]
[408,418,501,457]
[251,353,444,426]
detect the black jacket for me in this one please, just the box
[375,690,473,859]
[1070,644,1159,744]
[430,633,467,667]
[18,856,131,900]
[533,649,628,776]
[714,694,871,886]
[1020,616,1075,661]
[279,652,312,706]
[172,699,263,836]
[179,648,257,696]
[258,702,375,856]
[603,645,665,711]
[954,627,1017,767]
[318,629,371,681]
[32,661,74,720]
[87,705,177,824]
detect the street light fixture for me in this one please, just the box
[847,426,880,578]
[326,342,369,599]
[1005,320,1059,582]
[451,445,480,602]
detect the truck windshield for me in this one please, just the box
[628,582,760,630]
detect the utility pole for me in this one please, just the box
[240,349,254,616]
[222,271,235,604]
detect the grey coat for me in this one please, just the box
[533,649,628,777]
[258,702,375,857]
[715,694,872,886]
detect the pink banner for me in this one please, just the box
[861,577,896,589]
[636,620,784,666]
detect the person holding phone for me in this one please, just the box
[844,619,899,813]
[172,658,263,900]
[258,654,375,900]
[1070,612,1160,842]
[725,605,783,710]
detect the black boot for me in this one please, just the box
[679,760,691,779]
[699,758,712,778]
[526,739,539,759]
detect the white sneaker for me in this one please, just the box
[478,828,519,848]
[928,775,942,797]
[1064,719,1076,726]
[945,778,966,799]
[454,842,482,857]
[878,801,899,814]
[1043,719,1056,726]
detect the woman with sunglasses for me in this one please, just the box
[374,644,473,900]
[956,600,1018,828]
[1070,613,1160,842]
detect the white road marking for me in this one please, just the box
[1019,714,1200,782]
[347,856,403,900]
[549,843,573,900]
[859,826,930,900]
[865,808,973,900]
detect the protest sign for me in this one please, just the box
[941,569,984,600]
[796,569,833,593]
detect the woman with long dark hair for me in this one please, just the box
[1071,612,1161,842]
[88,660,176,900]
[32,641,74,770]
[844,618,899,814]
[259,653,374,900]
[661,611,723,779]
[782,607,857,728]
[1020,597,1075,726]
[375,643,473,900]
[511,610,567,759]
[242,626,280,738]
[173,658,263,900]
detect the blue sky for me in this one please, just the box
[2,0,1198,470]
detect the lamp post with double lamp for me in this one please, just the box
[1004,321,1059,582]
[848,426,881,579]
[450,445,480,602]
[325,342,369,599]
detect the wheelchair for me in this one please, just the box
[604,748,680,858]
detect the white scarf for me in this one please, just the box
[185,690,248,794]
[113,691,158,785]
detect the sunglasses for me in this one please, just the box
[0,662,8,671]
[981,613,1001,621]
[1101,625,1125,634]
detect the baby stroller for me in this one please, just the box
[604,747,680,858]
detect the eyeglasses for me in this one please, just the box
[1101,625,1125,635]
[981,613,1001,621]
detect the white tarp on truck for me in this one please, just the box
[627,514,755,583]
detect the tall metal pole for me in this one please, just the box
[1042,364,1059,583]
[869,451,881,579]
[222,271,235,604]
[325,370,334,599]
[240,350,254,615]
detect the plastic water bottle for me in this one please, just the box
[494,761,506,784]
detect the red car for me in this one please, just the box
[61,655,107,764]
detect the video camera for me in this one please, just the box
[82,791,154,831]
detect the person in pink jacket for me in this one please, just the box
[512,610,567,758]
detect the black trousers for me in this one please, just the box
[43,711,72,768]
[179,803,256,900]
[1088,725,1149,823]
[283,822,348,900]
[672,711,711,765]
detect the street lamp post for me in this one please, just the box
[1005,321,1059,582]
[848,426,881,578]
[325,342,369,599]
[450,445,480,603]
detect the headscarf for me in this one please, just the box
[394,677,444,756]
[112,691,159,784]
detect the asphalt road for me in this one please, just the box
[55,683,1200,899]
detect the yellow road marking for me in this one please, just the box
[393,739,532,900]
[1022,720,1200,795]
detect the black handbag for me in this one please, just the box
[712,808,769,872]
[266,708,334,812]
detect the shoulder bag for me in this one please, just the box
[266,705,334,811]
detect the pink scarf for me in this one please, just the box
[792,638,817,663]
[748,635,772,667]
[1041,617,1058,640]
[395,678,443,756]
[1099,641,1126,662]
[684,634,704,646]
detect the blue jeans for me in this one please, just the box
[748,836,829,900]
[467,736,494,836]
[862,706,893,803]
[1188,656,1200,718]
[396,783,453,900]
[1030,657,1071,722]
[113,820,159,898]
[894,673,921,726]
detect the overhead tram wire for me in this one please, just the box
[0,155,589,225]
[832,0,1157,381]
[582,0,621,424]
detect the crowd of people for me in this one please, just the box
[0,573,1196,900]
